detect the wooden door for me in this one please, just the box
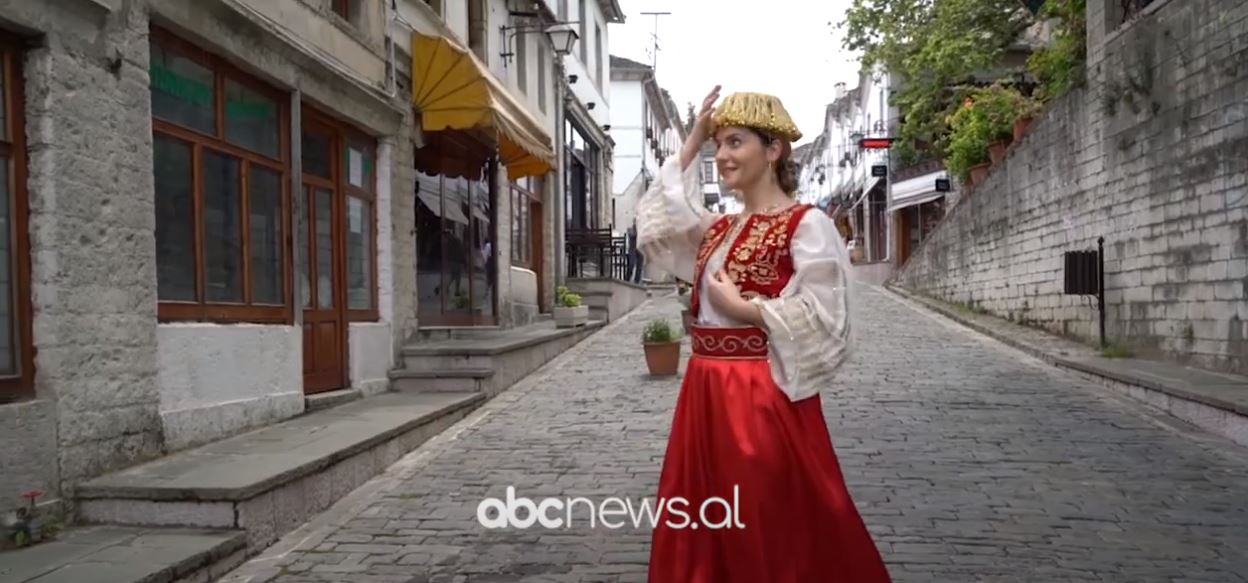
[531,198,544,311]
[301,121,347,394]
[896,207,912,268]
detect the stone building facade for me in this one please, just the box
[607,55,684,235]
[0,0,577,511]
[893,0,1247,375]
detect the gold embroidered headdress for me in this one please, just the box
[710,92,802,143]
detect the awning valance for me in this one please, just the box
[889,191,945,212]
[888,169,947,212]
[411,32,554,180]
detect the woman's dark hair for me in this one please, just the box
[748,128,798,196]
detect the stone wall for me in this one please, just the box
[894,0,1248,375]
[0,0,416,506]
[390,110,419,344]
[22,0,165,496]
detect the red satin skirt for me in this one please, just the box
[648,326,892,583]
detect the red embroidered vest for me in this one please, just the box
[688,204,812,320]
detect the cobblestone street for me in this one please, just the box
[224,286,1248,583]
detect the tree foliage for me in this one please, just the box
[838,0,1035,164]
[1027,0,1087,101]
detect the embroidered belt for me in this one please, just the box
[690,325,769,359]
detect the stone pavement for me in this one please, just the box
[222,286,1248,583]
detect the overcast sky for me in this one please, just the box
[608,0,863,147]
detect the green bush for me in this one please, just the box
[1027,0,1087,101]
[945,83,1039,180]
[643,318,677,343]
[555,285,581,308]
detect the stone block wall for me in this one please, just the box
[0,0,417,506]
[390,117,419,345]
[894,0,1248,374]
[24,0,166,495]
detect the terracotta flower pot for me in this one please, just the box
[987,141,1008,165]
[1013,116,1033,142]
[969,163,990,186]
[643,341,681,376]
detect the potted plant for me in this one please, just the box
[1012,117,1031,142]
[969,163,991,185]
[1013,91,1044,142]
[945,83,1025,187]
[5,490,45,549]
[553,285,588,328]
[987,139,1009,164]
[642,318,681,376]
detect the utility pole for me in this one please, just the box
[639,11,671,73]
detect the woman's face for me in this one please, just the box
[713,127,779,192]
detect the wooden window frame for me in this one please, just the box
[510,178,540,269]
[0,35,33,402]
[151,28,293,325]
[343,130,379,322]
[537,42,547,114]
[702,159,715,184]
[302,107,380,323]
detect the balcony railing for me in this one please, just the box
[565,228,628,280]
[892,158,945,183]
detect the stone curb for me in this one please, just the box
[882,284,1248,448]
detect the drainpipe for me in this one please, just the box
[553,58,568,289]
[290,91,304,328]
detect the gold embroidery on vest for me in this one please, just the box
[721,205,805,293]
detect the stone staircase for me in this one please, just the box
[564,277,649,323]
[0,389,486,583]
[3,317,613,582]
[390,318,606,397]
[73,391,482,538]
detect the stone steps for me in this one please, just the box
[0,525,246,583]
[389,367,495,393]
[564,278,649,323]
[73,392,484,552]
[303,387,362,412]
[576,289,612,322]
[396,320,605,397]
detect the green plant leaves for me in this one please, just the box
[643,318,676,343]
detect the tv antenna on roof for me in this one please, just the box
[640,11,671,72]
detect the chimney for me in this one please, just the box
[834,82,846,101]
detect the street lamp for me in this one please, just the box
[545,24,578,56]
[500,22,579,63]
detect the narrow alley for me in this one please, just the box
[223,286,1248,583]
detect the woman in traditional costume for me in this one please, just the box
[638,87,893,582]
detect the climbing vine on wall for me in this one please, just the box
[1026,0,1088,101]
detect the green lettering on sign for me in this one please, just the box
[150,63,212,107]
[225,99,274,120]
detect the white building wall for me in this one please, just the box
[610,80,645,195]
[563,0,611,127]
[157,325,303,451]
